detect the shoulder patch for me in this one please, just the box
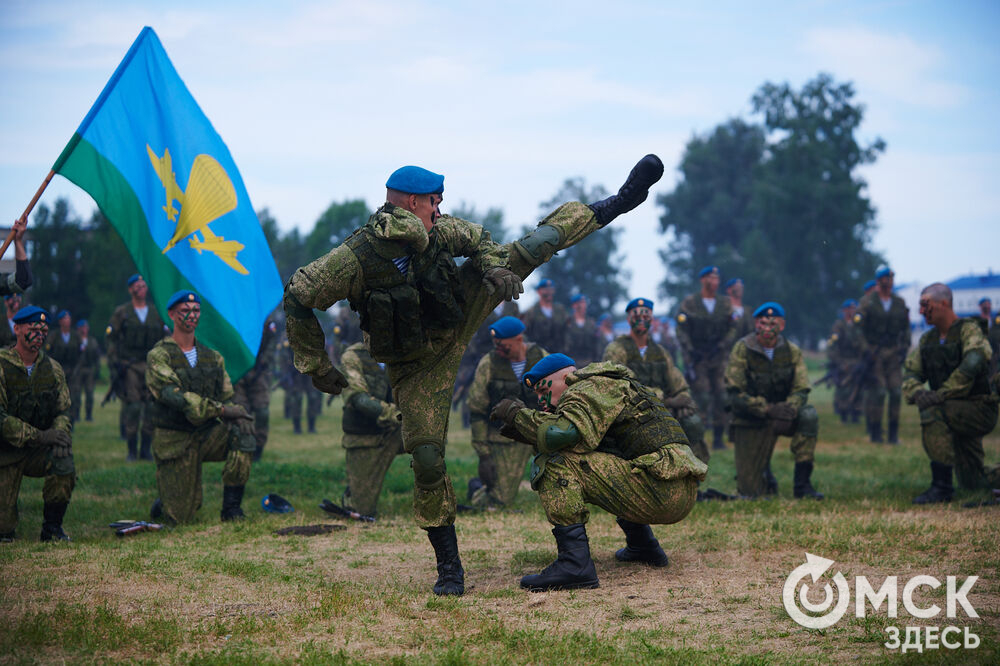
[830,333,839,342]
[853,313,862,323]
[677,313,688,323]
[995,315,1000,325]
[106,325,113,335]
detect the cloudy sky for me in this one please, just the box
[1,0,998,309]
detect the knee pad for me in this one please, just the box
[410,440,446,490]
[797,405,819,437]
[512,224,563,267]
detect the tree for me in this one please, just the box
[304,199,370,263]
[534,178,629,315]
[450,202,507,243]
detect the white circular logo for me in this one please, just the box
[783,553,850,629]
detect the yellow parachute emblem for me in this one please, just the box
[147,146,248,275]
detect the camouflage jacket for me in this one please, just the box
[340,341,396,435]
[857,291,910,353]
[107,302,167,366]
[676,292,736,360]
[146,336,233,429]
[44,330,82,379]
[828,316,865,367]
[0,347,71,461]
[563,315,599,365]
[468,344,547,444]
[521,302,568,353]
[602,335,689,402]
[725,334,810,426]
[902,318,993,402]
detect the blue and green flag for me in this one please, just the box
[53,26,281,380]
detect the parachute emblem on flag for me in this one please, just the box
[147,145,248,275]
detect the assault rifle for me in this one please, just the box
[100,362,127,407]
[109,520,163,537]
[813,363,841,388]
[319,498,375,523]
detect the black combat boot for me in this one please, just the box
[40,502,71,542]
[467,477,483,501]
[126,436,138,461]
[869,422,883,444]
[292,418,302,435]
[887,420,899,445]
[307,416,316,434]
[220,485,246,521]
[764,463,778,496]
[252,445,264,463]
[614,518,669,567]
[793,461,824,500]
[587,155,664,227]
[139,433,153,460]
[712,426,726,450]
[850,410,860,423]
[912,462,954,505]
[521,523,600,592]
[426,525,465,596]
[0,531,14,543]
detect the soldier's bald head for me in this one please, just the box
[921,283,952,305]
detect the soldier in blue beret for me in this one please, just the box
[44,309,83,423]
[827,298,864,424]
[75,319,101,422]
[284,154,664,595]
[862,279,876,296]
[725,278,753,348]
[564,294,599,366]
[522,278,568,354]
[0,304,75,542]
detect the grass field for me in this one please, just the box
[2,361,999,665]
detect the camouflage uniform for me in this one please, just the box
[989,314,1000,380]
[453,302,519,429]
[521,302,568,353]
[44,329,82,422]
[902,319,999,490]
[339,342,404,516]
[602,335,709,464]
[676,293,737,442]
[466,343,547,508]
[564,315,599,366]
[725,334,819,498]
[0,348,74,538]
[233,320,279,459]
[280,340,322,434]
[828,314,865,419]
[146,337,255,524]
[856,290,910,442]
[0,317,15,348]
[75,335,101,422]
[107,303,167,457]
[509,362,706,526]
[284,200,605,528]
[730,305,754,347]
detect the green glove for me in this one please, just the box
[312,367,349,395]
[482,267,524,302]
[30,428,71,450]
[490,398,525,426]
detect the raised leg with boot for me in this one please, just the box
[615,518,668,567]
[912,461,953,505]
[521,523,599,592]
[587,155,664,227]
[426,525,465,596]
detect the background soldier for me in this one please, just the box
[280,338,322,434]
[74,320,101,422]
[521,278,567,353]
[283,156,663,596]
[107,274,167,460]
[233,319,279,461]
[453,301,519,429]
[146,291,255,524]
[338,341,404,518]
[676,265,736,450]
[828,299,865,423]
[0,293,22,347]
[0,306,74,542]
[725,302,823,499]
[652,317,680,366]
[596,313,615,351]
[725,278,753,345]
[490,354,706,591]
[466,316,546,509]
[857,266,910,444]
[44,310,81,423]
[563,294,598,366]
[902,283,999,504]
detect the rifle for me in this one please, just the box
[319,498,375,523]
[813,363,841,388]
[101,362,127,407]
[109,520,163,537]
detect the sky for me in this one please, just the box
[1,0,998,311]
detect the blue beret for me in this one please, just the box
[698,266,719,278]
[979,297,991,306]
[13,305,49,324]
[724,277,743,289]
[597,314,611,324]
[166,290,200,310]
[536,278,554,290]
[875,265,893,279]
[385,165,444,194]
[489,316,525,340]
[56,309,70,320]
[76,319,88,328]
[570,294,587,304]
[626,297,654,312]
[753,301,785,318]
[840,299,858,309]
[523,353,576,388]
[863,280,876,291]
[261,493,294,514]
[127,273,142,286]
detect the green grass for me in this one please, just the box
[0,371,998,664]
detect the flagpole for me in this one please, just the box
[0,169,55,261]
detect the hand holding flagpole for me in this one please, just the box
[0,169,55,261]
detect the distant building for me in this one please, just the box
[947,272,1000,318]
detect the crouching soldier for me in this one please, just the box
[0,306,75,542]
[147,291,255,524]
[490,354,707,591]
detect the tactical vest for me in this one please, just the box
[342,349,393,435]
[919,319,991,396]
[615,336,678,396]
[151,341,227,431]
[592,373,688,460]
[524,305,566,351]
[344,218,465,363]
[680,295,731,351]
[0,353,62,433]
[745,341,796,404]
[486,345,546,410]
[45,331,81,370]
[119,307,165,362]
[861,294,909,348]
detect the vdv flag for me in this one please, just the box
[52,26,281,380]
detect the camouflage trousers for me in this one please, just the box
[234,370,272,454]
[732,405,818,497]
[833,362,863,415]
[690,355,728,431]
[675,411,709,464]
[0,447,75,534]
[388,202,602,528]
[864,347,903,427]
[153,423,254,524]
[73,368,97,421]
[342,428,405,517]
[919,398,1000,490]
[533,444,705,526]
[469,438,533,508]
[286,376,322,421]
[123,362,154,440]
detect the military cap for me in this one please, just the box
[753,301,785,318]
[698,266,719,278]
[863,279,876,291]
[523,353,576,388]
[12,305,49,324]
[597,313,611,325]
[490,316,525,340]
[56,309,70,320]
[979,297,991,306]
[385,166,444,194]
[127,273,142,286]
[537,278,554,290]
[261,493,294,514]
[841,299,858,309]
[76,319,88,328]
[166,290,200,310]
[724,277,743,289]
[875,265,893,279]
[570,294,587,304]
[626,297,654,313]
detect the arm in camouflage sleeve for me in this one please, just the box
[145,345,228,426]
[724,342,768,418]
[936,324,992,400]
[512,376,626,453]
[785,344,811,410]
[432,216,509,274]
[0,361,72,446]
[284,245,364,377]
[601,339,626,364]
[675,309,694,359]
[340,348,391,417]
[901,347,925,402]
[466,355,492,424]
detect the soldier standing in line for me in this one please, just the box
[725,302,823,500]
[0,306,74,542]
[466,316,547,509]
[233,319,279,461]
[563,294,598,366]
[596,313,615,353]
[856,266,910,444]
[676,266,736,450]
[828,299,865,423]
[521,278,567,353]
[44,310,82,424]
[107,274,167,460]
[146,291,255,524]
[75,320,101,422]
[725,278,753,345]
